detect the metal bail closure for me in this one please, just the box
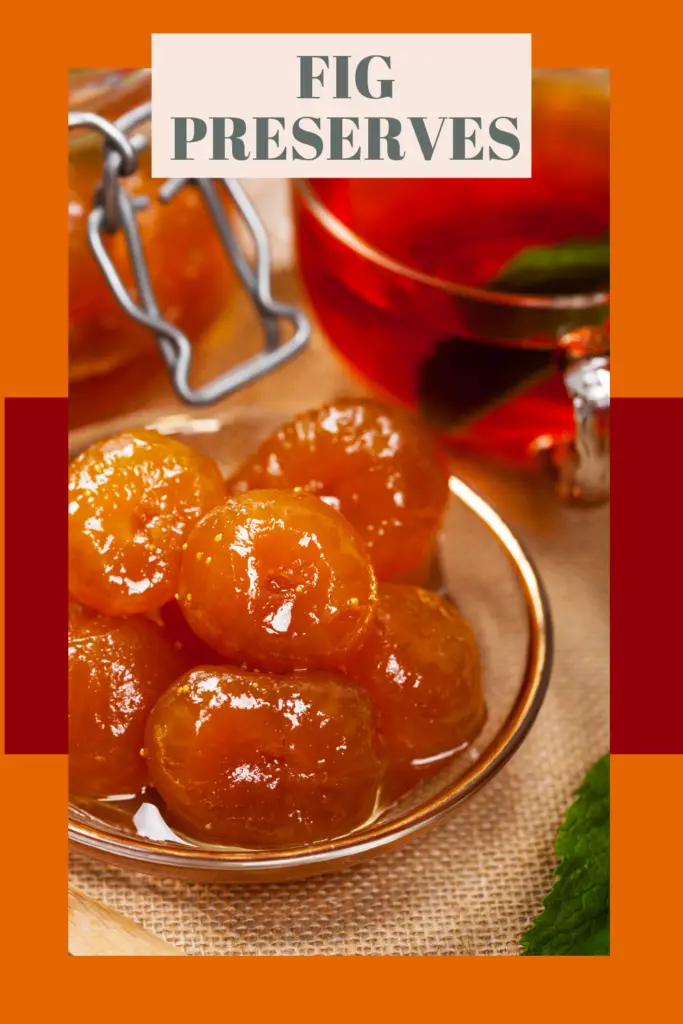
[69,103,310,407]
[533,326,610,505]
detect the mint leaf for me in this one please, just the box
[489,235,609,295]
[521,754,610,956]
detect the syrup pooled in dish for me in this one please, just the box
[229,399,450,580]
[68,430,225,616]
[68,401,486,850]
[177,490,377,672]
[146,667,384,846]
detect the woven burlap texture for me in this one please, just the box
[69,458,609,956]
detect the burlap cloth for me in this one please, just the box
[69,183,609,955]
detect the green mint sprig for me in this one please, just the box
[521,754,610,956]
[489,234,609,295]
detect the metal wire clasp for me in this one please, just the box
[68,103,310,405]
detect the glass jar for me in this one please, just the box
[68,69,234,381]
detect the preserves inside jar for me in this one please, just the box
[68,69,234,382]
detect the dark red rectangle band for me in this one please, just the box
[611,397,683,753]
[4,397,68,754]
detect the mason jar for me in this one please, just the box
[68,69,234,381]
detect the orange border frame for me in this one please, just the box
[2,4,681,1013]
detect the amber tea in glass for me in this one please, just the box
[293,72,609,464]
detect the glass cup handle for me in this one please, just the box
[534,326,610,505]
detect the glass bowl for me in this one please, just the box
[68,406,553,883]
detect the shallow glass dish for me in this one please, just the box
[68,406,553,883]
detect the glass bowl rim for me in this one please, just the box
[292,71,609,311]
[68,406,554,877]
